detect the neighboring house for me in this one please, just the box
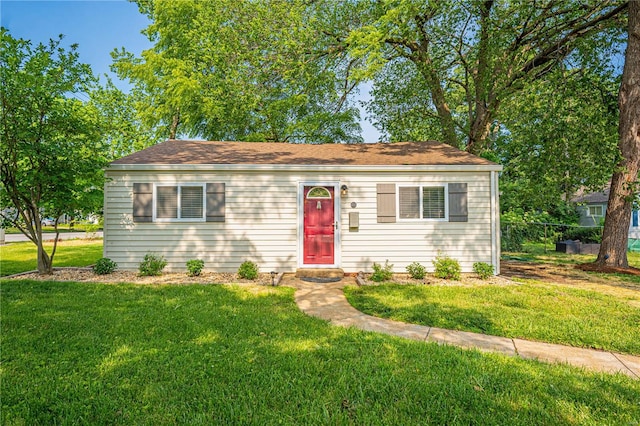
[104,140,503,274]
[573,188,640,238]
[574,189,607,227]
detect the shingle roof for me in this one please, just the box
[111,140,497,167]
[572,188,609,204]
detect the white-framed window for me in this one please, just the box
[397,184,447,220]
[588,205,604,218]
[306,187,332,199]
[154,184,206,222]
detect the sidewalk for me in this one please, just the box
[2,231,103,244]
[289,277,640,379]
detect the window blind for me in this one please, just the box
[399,187,420,219]
[423,187,445,219]
[157,186,178,218]
[181,186,204,218]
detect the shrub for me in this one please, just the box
[501,223,526,251]
[138,253,167,276]
[186,259,205,277]
[501,209,562,251]
[473,262,494,280]
[85,223,101,234]
[93,257,117,275]
[406,262,426,280]
[238,260,259,280]
[561,226,603,244]
[433,254,461,280]
[370,260,394,282]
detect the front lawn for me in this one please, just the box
[345,282,640,356]
[2,280,638,425]
[0,240,103,276]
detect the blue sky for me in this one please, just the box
[1,0,381,141]
[1,0,151,86]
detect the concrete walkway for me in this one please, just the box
[289,276,640,379]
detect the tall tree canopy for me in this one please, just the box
[597,0,640,268]
[113,1,626,147]
[110,0,626,219]
[89,79,159,159]
[0,28,106,274]
[344,0,627,153]
[112,0,362,143]
[498,67,620,215]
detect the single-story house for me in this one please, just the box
[573,187,640,239]
[104,140,503,274]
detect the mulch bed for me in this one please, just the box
[357,272,513,287]
[11,262,640,286]
[7,268,513,287]
[4,268,275,286]
[575,263,640,276]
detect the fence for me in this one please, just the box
[628,239,640,253]
[501,221,603,252]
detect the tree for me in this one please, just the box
[364,59,443,142]
[0,28,106,274]
[344,0,627,153]
[89,79,159,159]
[112,0,362,143]
[498,67,620,216]
[596,0,640,269]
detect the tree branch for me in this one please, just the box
[518,3,628,80]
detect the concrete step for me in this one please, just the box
[295,268,344,279]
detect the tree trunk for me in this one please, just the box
[467,102,494,155]
[37,242,53,274]
[432,92,460,150]
[34,220,54,274]
[31,205,55,274]
[169,111,180,139]
[413,60,461,149]
[466,0,494,156]
[596,1,640,268]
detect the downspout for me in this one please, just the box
[103,171,109,259]
[490,170,501,275]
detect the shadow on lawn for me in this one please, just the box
[377,303,496,335]
[1,280,639,425]
[501,260,640,292]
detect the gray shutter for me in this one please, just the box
[206,183,225,222]
[133,183,153,223]
[448,183,468,222]
[377,184,396,223]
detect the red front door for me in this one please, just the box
[303,186,335,265]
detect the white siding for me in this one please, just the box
[340,172,493,273]
[104,169,499,273]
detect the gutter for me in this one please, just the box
[106,163,504,173]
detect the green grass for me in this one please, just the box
[0,240,103,276]
[345,283,640,356]
[503,242,640,266]
[2,280,639,425]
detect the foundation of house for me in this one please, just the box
[295,268,345,279]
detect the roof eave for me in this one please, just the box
[106,163,503,173]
